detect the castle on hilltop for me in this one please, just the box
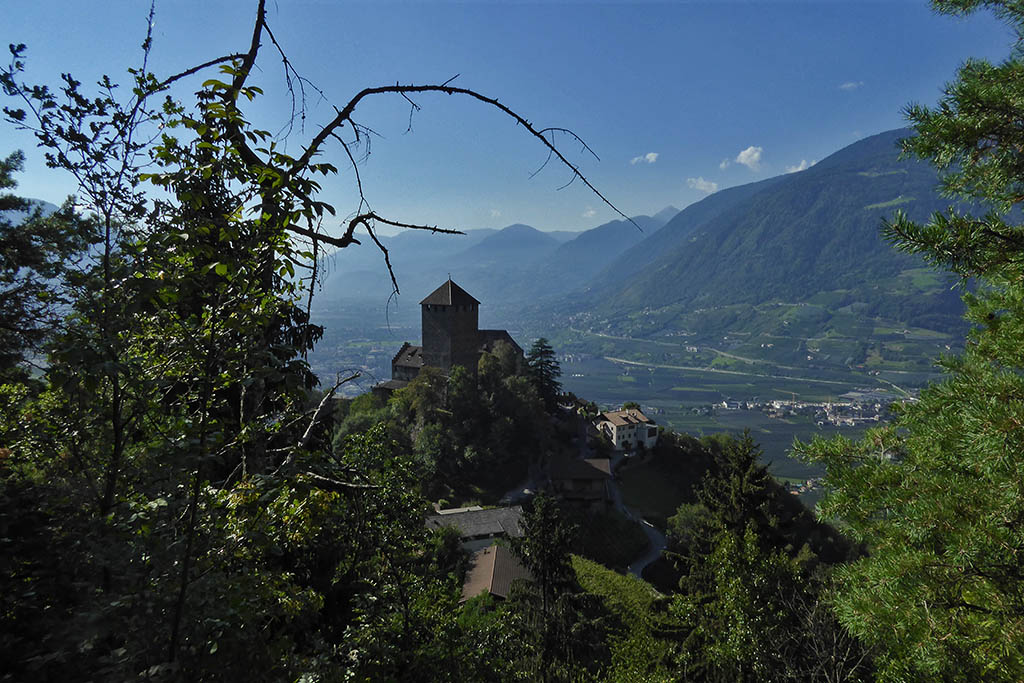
[377,279,522,392]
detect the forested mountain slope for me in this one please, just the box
[572,129,969,336]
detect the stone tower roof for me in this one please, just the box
[420,279,481,306]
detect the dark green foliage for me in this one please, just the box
[797,2,1024,679]
[569,507,650,573]
[617,430,718,529]
[508,493,615,681]
[571,555,676,681]
[0,11,549,679]
[0,152,93,377]
[526,337,562,412]
[343,346,552,504]
[669,433,869,681]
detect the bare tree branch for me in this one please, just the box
[271,372,361,477]
[303,470,380,491]
[292,82,639,230]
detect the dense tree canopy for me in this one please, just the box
[798,1,1024,679]
[0,1,626,679]
[0,152,93,378]
[526,337,562,412]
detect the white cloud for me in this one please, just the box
[784,159,817,173]
[582,206,597,218]
[687,177,718,195]
[839,81,864,91]
[630,152,659,165]
[719,158,731,170]
[735,146,763,171]
[489,208,501,218]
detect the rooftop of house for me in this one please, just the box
[549,457,612,481]
[420,279,481,307]
[479,329,523,355]
[425,505,524,540]
[375,379,410,391]
[392,342,424,368]
[460,544,532,602]
[598,408,653,427]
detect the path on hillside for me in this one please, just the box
[584,433,667,579]
[627,519,667,578]
[607,466,667,579]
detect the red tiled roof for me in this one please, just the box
[460,545,532,602]
[599,409,652,427]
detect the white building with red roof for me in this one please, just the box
[595,408,658,451]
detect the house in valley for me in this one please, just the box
[425,505,525,552]
[548,457,613,507]
[595,408,658,451]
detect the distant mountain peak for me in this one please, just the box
[474,223,557,250]
[499,223,542,234]
[653,205,680,223]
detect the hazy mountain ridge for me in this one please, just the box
[0,198,59,223]
[320,210,679,306]
[318,129,973,346]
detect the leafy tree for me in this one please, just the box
[797,1,1024,679]
[346,343,552,503]
[510,493,612,681]
[670,433,869,681]
[0,152,93,378]
[526,337,562,411]
[670,434,793,679]
[0,4,627,681]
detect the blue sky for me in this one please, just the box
[3,1,1015,233]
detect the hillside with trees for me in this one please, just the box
[564,128,974,340]
[5,0,1024,680]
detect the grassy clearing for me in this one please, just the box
[864,195,915,210]
[572,555,674,681]
[898,266,948,291]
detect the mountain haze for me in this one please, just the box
[319,129,973,345]
[320,211,678,305]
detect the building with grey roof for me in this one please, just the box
[376,279,523,393]
[425,505,524,552]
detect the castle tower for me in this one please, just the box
[420,279,481,373]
